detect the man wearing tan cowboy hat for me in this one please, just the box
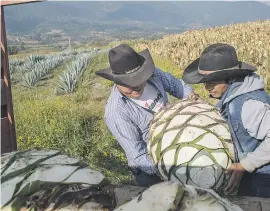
[182,43,270,197]
[96,44,198,187]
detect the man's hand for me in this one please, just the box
[188,92,203,102]
[224,163,245,195]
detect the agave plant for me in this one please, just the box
[148,99,234,192]
[21,72,40,88]
[23,62,35,72]
[55,72,77,95]
[9,59,24,67]
[55,53,91,95]
[67,62,83,77]
[20,50,99,89]
[27,55,46,63]
[23,55,44,72]
[9,59,25,79]
[21,53,71,87]
[9,65,17,75]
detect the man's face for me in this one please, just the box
[204,81,228,99]
[116,82,146,98]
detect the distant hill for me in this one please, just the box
[4,1,270,41]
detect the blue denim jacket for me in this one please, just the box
[217,84,270,174]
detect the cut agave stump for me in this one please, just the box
[148,99,235,191]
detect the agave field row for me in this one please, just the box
[9,50,90,75]
[8,49,105,92]
[21,54,73,88]
[135,20,270,90]
[9,49,95,83]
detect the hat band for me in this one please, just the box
[112,58,145,75]
[198,64,240,75]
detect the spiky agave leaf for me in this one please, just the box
[55,53,91,95]
[23,60,36,72]
[27,55,46,64]
[21,52,71,88]
[9,59,25,77]
[9,59,24,67]
[21,72,40,88]
[55,72,77,95]
[9,65,17,75]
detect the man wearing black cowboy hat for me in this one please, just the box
[96,44,197,187]
[182,43,270,198]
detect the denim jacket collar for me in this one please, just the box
[216,82,242,111]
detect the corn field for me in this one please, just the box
[135,20,270,91]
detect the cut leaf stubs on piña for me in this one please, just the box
[148,99,234,191]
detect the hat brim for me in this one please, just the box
[95,49,155,87]
[182,58,257,84]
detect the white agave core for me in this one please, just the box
[148,100,234,190]
[167,115,191,130]
[160,130,179,151]
[178,127,205,143]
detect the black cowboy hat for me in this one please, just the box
[182,43,256,84]
[95,44,155,87]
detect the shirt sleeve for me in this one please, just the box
[240,99,270,172]
[105,110,157,175]
[155,68,193,99]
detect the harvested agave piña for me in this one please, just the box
[1,149,106,211]
[114,181,242,211]
[148,99,235,191]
